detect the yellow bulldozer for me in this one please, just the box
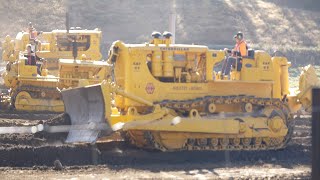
[2,53,110,112]
[60,32,319,151]
[1,23,109,112]
[2,29,108,112]
[2,27,102,73]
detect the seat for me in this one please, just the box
[245,49,255,59]
[236,49,254,72]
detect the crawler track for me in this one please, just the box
[0,113,311,179]
[126,95,293,151]
[0,113,310,167]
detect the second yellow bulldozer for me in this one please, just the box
[2,53,110,112]
[2,27,103,74]
[1,24,109,112]
[61,32,318,151]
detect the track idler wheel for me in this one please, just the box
[207,103,216,114]
[230,138,241,146]
[196,139,208,147]
[40,91,46,98]
[243,103,253,112]
[219,138,229,147]
[241,138,252,146]
[253,137,262,146]
[189,109,199,118]
[209,138,219,147]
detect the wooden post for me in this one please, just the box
[312,88,320,179]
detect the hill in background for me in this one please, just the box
[0,0,319,65]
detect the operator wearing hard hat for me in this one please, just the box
[28,22,38,41]
[28,22,43,44]
[222,31,248,76]
[233,31,247,57]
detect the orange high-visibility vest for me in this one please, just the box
[234,40,247,56]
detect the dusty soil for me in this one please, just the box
[0,112,312,179]
[1,0,320,64]
[0,1,317,179]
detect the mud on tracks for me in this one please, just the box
[0,113,312,179]
[0,116,312,168]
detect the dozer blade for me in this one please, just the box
[61,84,111,143]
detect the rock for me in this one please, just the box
[53,159,63,171]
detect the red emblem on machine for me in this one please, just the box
[145,83,155,94]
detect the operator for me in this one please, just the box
[24,44,40,66]
[28,22,38,42]
[28,22,43,48]
[222,31,248,76]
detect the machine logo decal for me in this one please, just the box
[160,47,189,51]
[145,83,155,94]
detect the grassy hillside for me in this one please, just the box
[0,0,319,65]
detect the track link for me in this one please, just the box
[126,95,293,151]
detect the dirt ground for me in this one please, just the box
[0,1,317,179]
[0,112,312,179]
